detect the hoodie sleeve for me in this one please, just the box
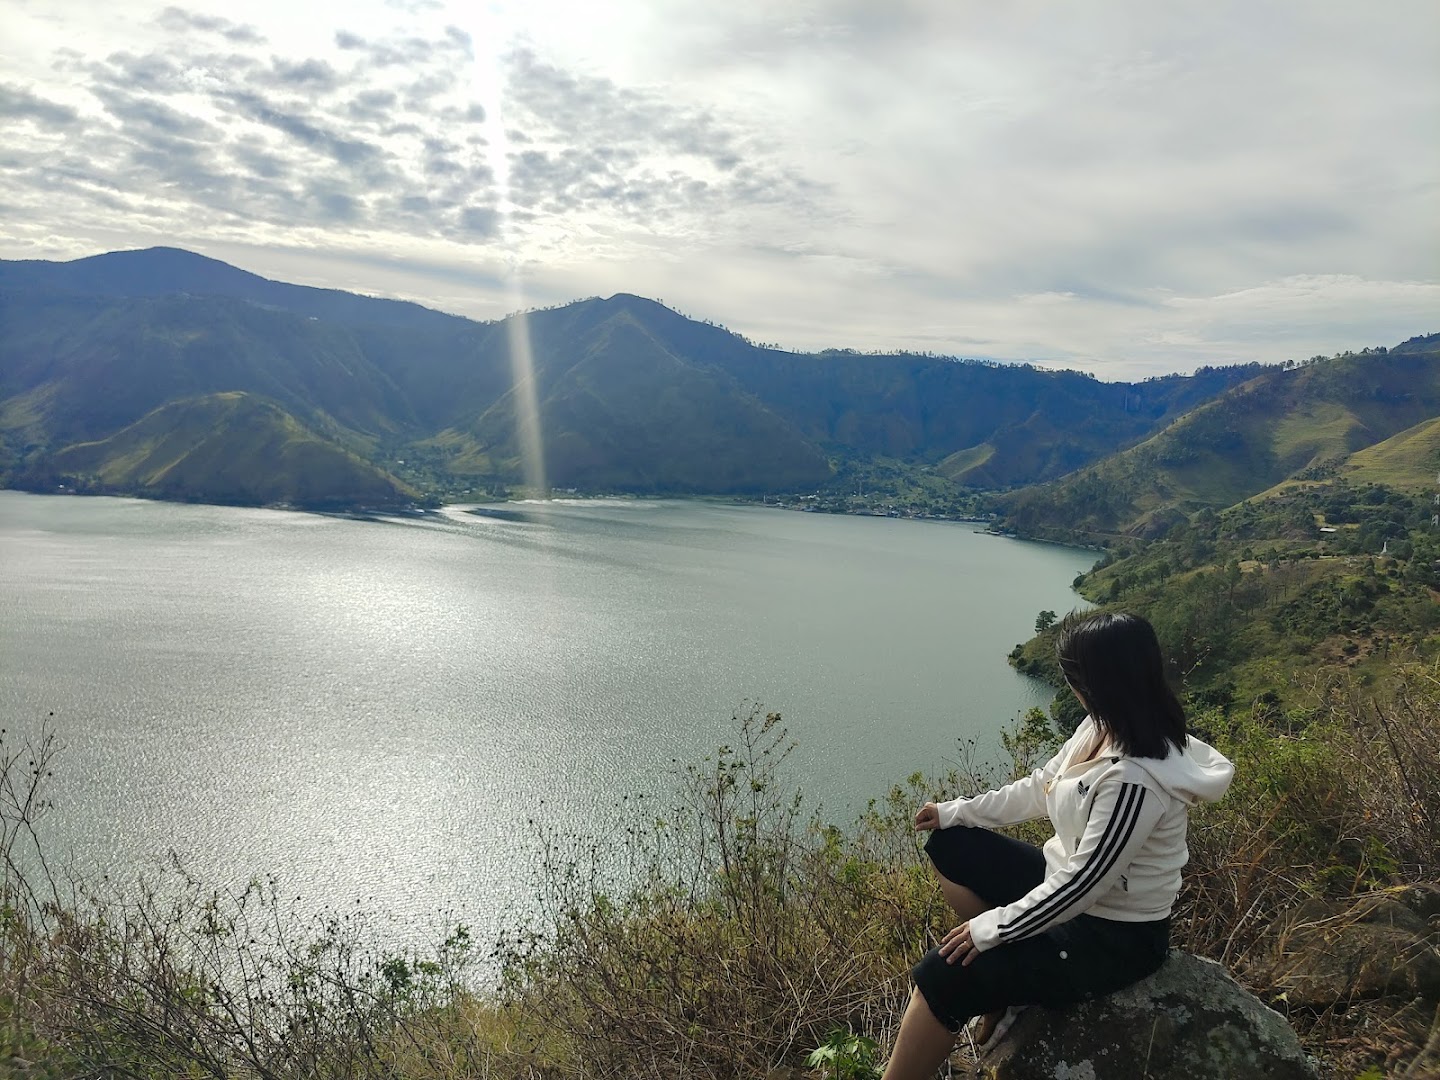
[965,775,1165,951]
[933,726,1082,829]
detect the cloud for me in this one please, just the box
[383,0,443,13]
[2,12,823,259]
[155,6,265,45]
[345,89,398,124]
[459,206,499,236]
[1,4,829,303]
[0,83,80,127]
[222,89,387,170]
[0,1,1433,373]
[271,58,341,91]
[0,17,507,250]
[90,84,218,141]
[332,27,471,67]
[500,47,824,230]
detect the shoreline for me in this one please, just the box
[2,483,999,526]
[2,486,1105,554]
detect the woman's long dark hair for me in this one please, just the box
[1055,612,1187,759]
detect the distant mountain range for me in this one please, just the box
[1,247,1433,519]
[998,333,1440,539]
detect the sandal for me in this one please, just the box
[970,1005,1026,1052]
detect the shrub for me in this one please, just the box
[1175,664,1440,965]
[0,724,489,1079]
[5,673,1440,1078]
[491,708,957,1079]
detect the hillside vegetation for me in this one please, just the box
[466,311,833,492]
[1,247,1267,508]
[998,335,1440,541]
[1012,480,1439,715]
[5,672,1437,1078]
[1339,414,1440,490]
[45,392,415,509]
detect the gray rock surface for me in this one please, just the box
[1249,886,1440,1007]
[974,951,1316,1080]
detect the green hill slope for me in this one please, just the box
[3,247,1416,509]
[466,311,833,493]
[998,341,1440,539]
[0,290,413,452]
[1338,415,1440,491]
[44,392,415,509]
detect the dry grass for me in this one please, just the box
[3,672,1438,1079]
[488,710,953,1079]
[0,725,502,1079]
[1173,664,1440,1078]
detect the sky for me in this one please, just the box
[1,0,1437,377]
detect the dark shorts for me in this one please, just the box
[913,825,1170,1033]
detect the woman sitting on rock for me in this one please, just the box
[883,611,1234,1078]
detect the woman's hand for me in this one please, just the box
[939,921,979,966]
[913,802,941,831]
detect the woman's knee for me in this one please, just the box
[924,825,987,884]
[926,825,1048,908]
[925,823,977,860]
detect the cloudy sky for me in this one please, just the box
[2,0,1436,376]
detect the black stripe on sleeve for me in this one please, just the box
[997,783,1146,942]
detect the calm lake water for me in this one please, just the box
[0,491,1090,950]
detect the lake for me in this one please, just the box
[0,491,1090,951]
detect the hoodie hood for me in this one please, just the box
[1123,733,1235,805]
[1053,717,1234,805]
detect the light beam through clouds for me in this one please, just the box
[0,0,1435,376]
[471,4,546,497]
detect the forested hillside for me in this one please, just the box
[1,247,1264,507]
[997,334,1440,541]
[46,392,416,510]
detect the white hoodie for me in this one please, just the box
[934,716,1234,953]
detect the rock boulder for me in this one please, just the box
[975,951,1315,1080]
[1248,885,1440,1008]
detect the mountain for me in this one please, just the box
[38,392,414,509]
[479,292,1261,490]
[0,247,467,334]
[0,246,1339,508]
[0,289,413,453]
[998,336,1440,539]
[465,310,832,492]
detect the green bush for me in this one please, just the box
[5,672,1440,1078]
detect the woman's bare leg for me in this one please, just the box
[881,988,955,1080]
[938,878,987,923]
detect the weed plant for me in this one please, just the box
[2,672,1438,1078]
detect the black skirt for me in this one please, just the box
[912,825,1170,1032]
